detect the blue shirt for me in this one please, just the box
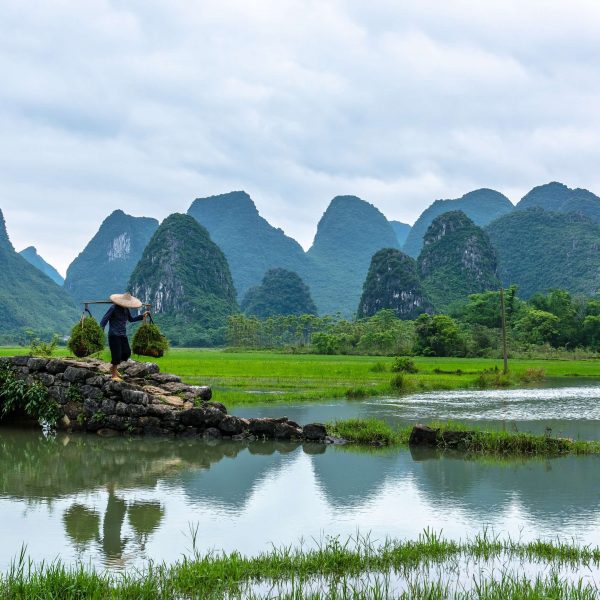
[100,305,143,337]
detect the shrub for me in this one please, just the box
[132,322,169,358]
[519,368,546,383]
[0,364,59,427]
[475,367,512,388]
[390,373,405,390]
[68,317,105,358]
[29,334,59,358]
[345,387,369,399]
[391,356,418,373]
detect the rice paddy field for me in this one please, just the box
[1,347,599,406]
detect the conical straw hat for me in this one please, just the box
[110,292,143,309]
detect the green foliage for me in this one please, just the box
[404,188,513,257]
[0,209,79,342]
[414,314,465,357]
[188,191,310,301]
[475,367,512,388]
[329,418,402,445]
[129,213,239,346]
[306,195,400,316]
[63,210,158,312]
[0,363,59,426]
[391,357,418,373]
[514,309,560,346]
[132,321,169,358]
[418,211,500,311]
[486,208,600,298]
[358,248,432,319]
[28,333,59,358]
[389,373,406,390]
[68,316,105,358]
[241,268,317,318]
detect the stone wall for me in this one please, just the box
[0,356,330,442]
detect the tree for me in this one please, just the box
[413,314,465,356]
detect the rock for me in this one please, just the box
[143,385,167,396]
[159,382,189,394]
[27,358,49,371]
[35,372,55,386]
[59,415,71,430]
[179,406,225,429]
[146,404,174,419]
[303,423,328,441]
[63,401,82,420]
[86,375,108,387]
[150,373,181,384]
[80,385,104,401]
[45,360,69,374]
[219,415,245,435]
[10,356,30,367]
[115,402,130,417]
[48,386,68,404]
[83,398,100,417]
[249,418,277,438]
[160,396,184,408]
[129,404,148,418]
[121,389,148,405]
[205,401,227,414]
[123,362,160,378]
[188,386,212,401]
[408,424,439,446]
[101,398,116,415]
[274,422,302,440]
[104,415,128,431]
[63,367,90,383]
[203,427,222,440]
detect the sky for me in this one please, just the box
[2,0,600,275]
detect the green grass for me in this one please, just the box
[2,347,600,406]
[329,418,600,456]
[2,531,600,598]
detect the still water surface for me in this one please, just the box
[2,384,600,572]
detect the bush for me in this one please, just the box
[132,322,169,358]
[390,373,406,390]
[68,317,105,358]
[519,368,546,383]
[0,363,59,427]
[29,334,59,358]
[391,356,418,373]
[475,367,512,388]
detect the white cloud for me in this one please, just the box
[1,0,600,274]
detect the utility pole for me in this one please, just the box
[500,287,509,374]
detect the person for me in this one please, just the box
[100,292,149,380]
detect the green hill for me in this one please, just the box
[390,221,411,247]
[357,248,432,319]
[19,246,64,285]
[0,208,78,342]
[129,213,239,346]
[517,182,600,223]
[403,189,513,257]
[241,268,317,318]
[64,210,158,315]
[306,196,400,316]
[486,208,600,298]
[418,211,500,311]
[187,191,310,300]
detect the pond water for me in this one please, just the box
[238,380,600,440]
[2,400,600,572]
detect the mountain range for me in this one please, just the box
[5,179,600,345]
[0,208,78,342]
[19,246,64,285]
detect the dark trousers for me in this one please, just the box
[108,335,131,366]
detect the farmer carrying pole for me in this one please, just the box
[100,292,149,381]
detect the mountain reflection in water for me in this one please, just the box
[1,428,599,570]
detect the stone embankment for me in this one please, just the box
[0,356,330,442]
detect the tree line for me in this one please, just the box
[227,287,600,357]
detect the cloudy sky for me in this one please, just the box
[2,0,600,274]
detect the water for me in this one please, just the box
[238,380,600,440]
[3,383,600,573]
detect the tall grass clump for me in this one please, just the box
[68,316,105,358]
[519,367,546,383]
[132,322,169,358]
[391,357,418,373]
[329,418,404,445]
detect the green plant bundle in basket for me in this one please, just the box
[68,316,105,358]
[132,320,169,358]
